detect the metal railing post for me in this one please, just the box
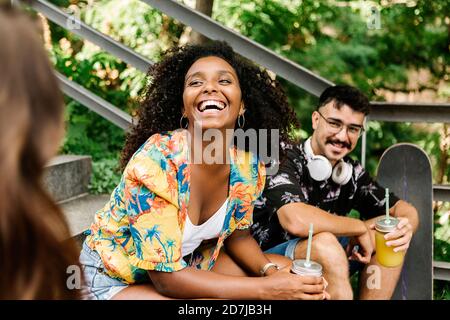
[361,118,367,168]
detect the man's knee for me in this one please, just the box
[307,232,348,265]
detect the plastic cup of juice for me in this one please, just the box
[375,217,405,267]
[291,259,323,277]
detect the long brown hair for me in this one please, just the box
[0,4,80,299]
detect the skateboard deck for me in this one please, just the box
[376,143,433,300]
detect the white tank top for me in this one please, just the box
[181,198,229,257]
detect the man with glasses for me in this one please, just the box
[251,85,418,299]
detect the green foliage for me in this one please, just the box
[47,0,190,194]
[347,209,361,219]
[434,280,450,300]
[214,0,449,177]
[350,271,361,299]
[435,206,450,262]
[80,0,184,59]
[433,205,450,300]
[89,157,122,194]
[52,32,131,193]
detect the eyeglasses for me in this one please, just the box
[317,110,365,138]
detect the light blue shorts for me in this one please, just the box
[264,238,300,260]
[264,237,364,275]
[79,241,128,300]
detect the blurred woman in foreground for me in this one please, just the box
[0,3,80,299]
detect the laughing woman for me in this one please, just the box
[80,41,329,300]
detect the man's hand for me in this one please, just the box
[346,227,373,264]
[369,217,413,252]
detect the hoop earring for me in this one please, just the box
[238,114,245,128]
[180,115,189,129]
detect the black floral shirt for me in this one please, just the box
[251,142,400,251]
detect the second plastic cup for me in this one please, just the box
[291,259,323,277]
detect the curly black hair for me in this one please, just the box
[121,41,300,169]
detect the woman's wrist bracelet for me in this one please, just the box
[260,262,280,276]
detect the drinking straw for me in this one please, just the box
[385,188,390,223]
[305,223,313,267]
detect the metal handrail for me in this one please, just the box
[434,185,450,202]
[370,102,450,123]
[55,72,133,130]
[434,261,450,282]
[22,0,153,73]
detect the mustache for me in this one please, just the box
[326,139,351,149]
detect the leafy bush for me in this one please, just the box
[89,157,122,194]
[434,280,450,300]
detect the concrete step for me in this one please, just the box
[44,155,92,202]
[60,194,110,237]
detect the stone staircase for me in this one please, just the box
[44,155,109,242]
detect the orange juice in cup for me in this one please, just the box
[375,217,405,267]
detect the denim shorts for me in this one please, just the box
[264,236,364,275]
[79,241,128,300]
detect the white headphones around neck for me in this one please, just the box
[303,137,353,185]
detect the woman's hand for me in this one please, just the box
[261,266,330,300]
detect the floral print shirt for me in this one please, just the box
[85,130,265,284]
[251,141,399,251]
